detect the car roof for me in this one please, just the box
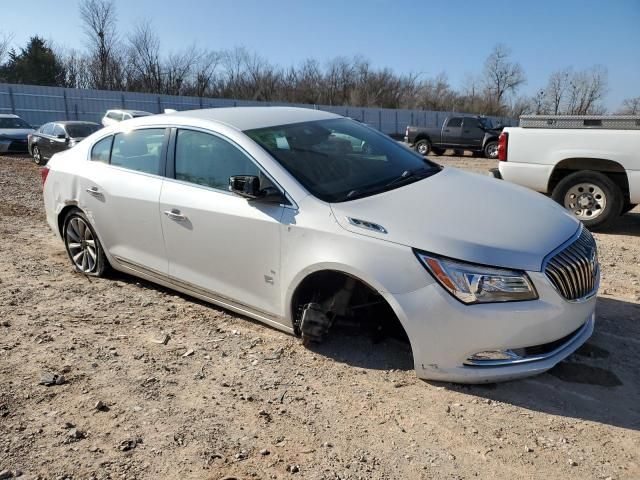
[138,107,341,131]
[55,121,101,126]
[106,109,152,115]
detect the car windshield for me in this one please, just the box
[66,124,101,138]
[245,118,440,202]
[0,117,31,129]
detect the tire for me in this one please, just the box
[63,209,108,277]
[551,170,624,230]
[414,139,431,156]
[484,141,499,159]
[431,147,445,156]
[32,145,45,166]
[622,203,637,214]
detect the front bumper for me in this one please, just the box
[384,270,596,383]
[0,138,29,153]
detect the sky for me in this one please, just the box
[2,0,639,111]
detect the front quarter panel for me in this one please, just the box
[280,196,433,325]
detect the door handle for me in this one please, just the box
[463,130,470,133]
[164,209,186,221]
[444,129,450,132]
[86,186,101,196]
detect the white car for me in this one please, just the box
[42,107,598,383]
[101,109,153,127]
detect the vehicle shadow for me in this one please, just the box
[602,210,640,236]
[437,296,640,431]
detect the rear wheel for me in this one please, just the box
[32,146,45,166]
[551,170,623,230]
[63,210,107,277]
[414,139,431,156]
[484,141,499,159]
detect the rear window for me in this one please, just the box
[110,129,165,175]
[66,124,101,138]
[90,136,112,163]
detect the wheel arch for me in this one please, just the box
[57,204,81,237]
[548,157,630,202]
[413,133,431,144]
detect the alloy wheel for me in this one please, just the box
[65,216,98,273]
[33,146,41,164]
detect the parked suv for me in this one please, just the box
[29,121,101,165]
[405,115,503,158]
[42,107,597,383]
[101,109,152,127]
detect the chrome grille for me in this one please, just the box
[545,227,598,301]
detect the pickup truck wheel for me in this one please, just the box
[552,170,623,230]
[431,147,445,156]
[414,139,431,156]
[484,141,499,159]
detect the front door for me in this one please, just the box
[441,117,463,145]
[160,128,284,317]
[461,117,484,149]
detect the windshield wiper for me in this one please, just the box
[344,167,437,201]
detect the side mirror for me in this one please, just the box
[229,175,287,204]
[57,133,67,140]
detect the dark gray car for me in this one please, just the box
[29,121,102,165]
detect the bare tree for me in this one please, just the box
[616,96,640,115]
[545,68,571,114]
[79,0,118,89]
[566,66,607,115]
[127,20,162,92]
[483,44,526,114]
[0,31,12,65]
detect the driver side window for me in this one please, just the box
[174,129,260,191]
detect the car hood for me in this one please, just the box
[0,128,34,139]
[330,167,580,272]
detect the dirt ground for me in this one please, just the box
[0,153,638,480]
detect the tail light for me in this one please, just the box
[40,166,49,187]
[498,132,508,161]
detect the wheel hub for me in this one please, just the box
[564,183,606,220]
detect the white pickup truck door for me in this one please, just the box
[159,128,284,317]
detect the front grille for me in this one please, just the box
[544,227,598,301]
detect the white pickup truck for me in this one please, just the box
[495,115,640,229]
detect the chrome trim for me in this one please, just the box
[347,217,388,234]
[542,226,599,302]
[464,316,593,367]
[112,256,292,333]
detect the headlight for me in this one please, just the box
[414,251,538,304]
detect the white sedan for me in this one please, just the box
[42,107,598,383]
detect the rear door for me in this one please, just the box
[39,123,54,157]
[80,128,169,274]
[441,117,463,145]
[159,128,285,317]
[461,117,484,149]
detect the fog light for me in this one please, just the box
[465,349,525,366]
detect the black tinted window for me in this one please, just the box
[91,136,112,163]
[66,124,100,138]
[111,129,165,174]
[175,130,259,190]
[447,118,463,127]
[0,117,31,129]
[246,118,439,202]
[463,118,480,128]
